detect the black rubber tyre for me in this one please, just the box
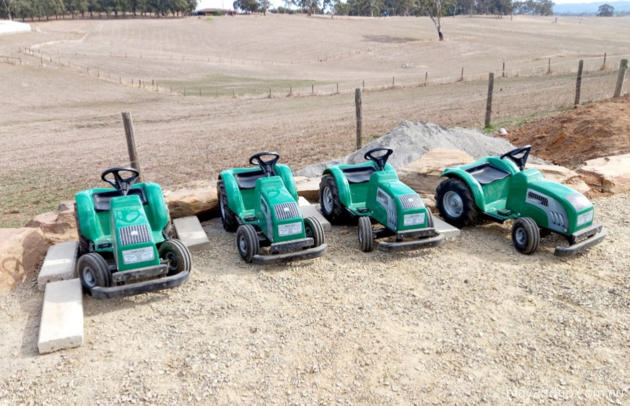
[435,178,479,228]
[319,174,349,224]
[236,225,259,263]
[357,216,374,252]
[74,203,91,255]
[159,239,192,275]
[218,180,239,232]
[511,217,540,255]
[304,217,325,247]
[426,207,434,228]
[78,252,111,291]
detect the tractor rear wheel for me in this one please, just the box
[236,225,259,263]
[78,253,111,291]
[319,174,349,224]
[357,216,374,252]
[512,217,540,255]
[218,180,238,232]
[435,178,479,228]
[159,239,192,275]
[304,217,325,247]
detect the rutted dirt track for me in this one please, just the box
[0,193,628,404]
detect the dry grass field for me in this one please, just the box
[1,15,629,226]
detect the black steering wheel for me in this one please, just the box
[249,151,280,176]
[364,148,393,171]
[101,167,140,196]
[500,145,531,171]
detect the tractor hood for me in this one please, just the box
[110,195,160,271]
[255,176,306,243]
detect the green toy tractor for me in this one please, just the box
[319,148,444,252]
[75,168,192,298]
[435,146,606,256]
[218,152,327,264]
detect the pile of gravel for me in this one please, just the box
[298,121,523,177]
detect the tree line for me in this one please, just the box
[1,0,196,20]
[233,0,554,17]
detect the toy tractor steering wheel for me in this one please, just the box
[249,151,280,176]
[364,148,393,171]
[500,145,531,171]
[101,167,140,196]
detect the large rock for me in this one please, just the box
[398,149,474,199]
[0,228,48,293]
[578,154,630,194]
[26,204,77,244]
[528,163,590,194]
[164,185,218,218]
[294,176,320,202]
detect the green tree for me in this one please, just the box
[233,0,258,11]
[597,3,614,16]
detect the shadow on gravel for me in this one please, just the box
[19,288,44,358]
[82,293,168,317]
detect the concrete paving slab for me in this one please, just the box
[434,217,461,239]
[37,241,78,291]
[173,216,210,250]
[300,204,331,232]
[38,278,83,354]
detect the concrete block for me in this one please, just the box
[38,278,83,354]
[300,204,331,232]
[173,216,210,250]
[434,217,461,239]
[38,241,78,291]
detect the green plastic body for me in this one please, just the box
[440,157,596,237]
[75,182,169,271]
[219,164,307,243]
[324,161,432,232]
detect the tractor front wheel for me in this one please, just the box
[435,178,479,228]
[512,217,540,255]
[218,180,239,232]
[78,253,111,291]
[236,225,259,263]
[319,175,348,224]
[159,239,192,275]
[304,217,325,247]
[357,216,374,252]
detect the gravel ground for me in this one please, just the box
[0,193,628,405]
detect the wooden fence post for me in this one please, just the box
[424,72,428,87]
[121,112,143,182]
[547,58,551,74]
[502,61,505,78]
[484,72,494,128]
[336,82,339,94]
[312,83,314,95]
[601,52,607,70]
[575,59,583,106]
[613,59,628,98]
[392,76,395,88]
[355,88,362,150]
[268,88,272,98]
[459,67,464,81]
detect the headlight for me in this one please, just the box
[577,211,594,227]
[122,247,155,264]
[403,213,425,226]
[278,222,302,237]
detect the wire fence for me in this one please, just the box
[7,46,627,103]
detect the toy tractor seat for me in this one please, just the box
[466,163,510,186]
[92,188,147,211]
[235,169,272,190]
[342,166,376,184]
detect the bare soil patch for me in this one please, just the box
[505,94,630,168]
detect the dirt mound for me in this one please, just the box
[298,121,520,176]
[506,94,630,169]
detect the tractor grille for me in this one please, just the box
[399,194,424,209]
[119,224,152,246]
[274,202,300,220]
